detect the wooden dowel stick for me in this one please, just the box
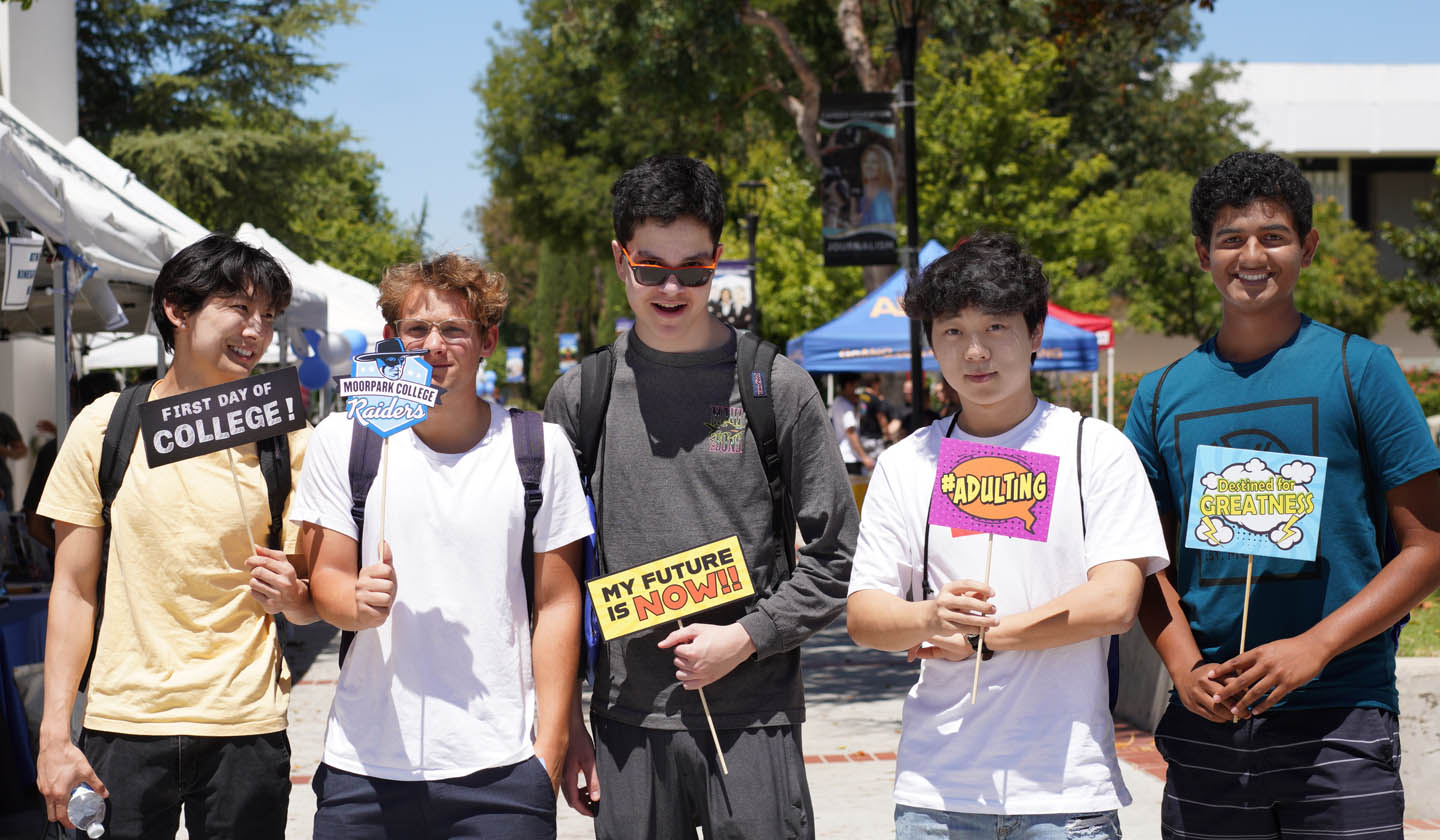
[226,447,258,551]
[678,619,729,775]
[377,438,390,555]
[971,532,995,705]
[1234,553,1255,723]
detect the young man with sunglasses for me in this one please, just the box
[294,254,592,839]
[544,155,856,839]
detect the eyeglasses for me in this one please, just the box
[392,318,483,345]
[621,247,717,287]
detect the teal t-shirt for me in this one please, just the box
[1124,317,1440,712]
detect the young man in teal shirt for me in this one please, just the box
[1125,151,1440,838]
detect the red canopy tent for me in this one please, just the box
[1047,303,1117,423]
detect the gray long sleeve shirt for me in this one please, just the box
[544,329,856,730]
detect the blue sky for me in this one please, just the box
[299,1,1438,266]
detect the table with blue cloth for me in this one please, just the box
[0,594,48,812]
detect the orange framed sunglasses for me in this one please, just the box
[621,247,718,287]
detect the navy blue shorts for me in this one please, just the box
[311,757,556,840]
[1155,704,1404,839]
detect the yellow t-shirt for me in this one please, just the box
[38,390,310,736]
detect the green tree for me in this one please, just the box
[70,0,417,282]
[1383,160,1440,344]
[915,39,1112,312]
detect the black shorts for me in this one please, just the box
[592,716,814,840]
[311,758,555,840]
[81,729,290,840]
[1155,703,1404,839]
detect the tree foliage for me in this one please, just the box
[474,0,1381,368]
[1383,161,1440,344]
[71,0,416,282]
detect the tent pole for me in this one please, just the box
[1106,348,1115,425]
[1091,370,1099,419]
[827,374,834,404]
[54,260,71,443]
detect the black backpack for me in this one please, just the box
[339,407,545,666]
[86,381,291,691]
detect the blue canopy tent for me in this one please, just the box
[786,240,1099,373]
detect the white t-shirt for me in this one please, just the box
[830,394,860,463]
[848,401,1168,815]
[291,406,593,781]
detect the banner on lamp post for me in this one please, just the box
[820,92,899,267]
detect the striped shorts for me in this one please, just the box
[1154,703,1404,839]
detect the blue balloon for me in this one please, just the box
[298,355,332,390]
[303,328,322,349]
[484,369,497,382]
[343,328,367,356]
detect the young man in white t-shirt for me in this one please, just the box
[830,373,872,475]
[846,233,1169,838]
[293,254,592,839]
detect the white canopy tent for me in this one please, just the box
[81,232,382,372]
[0,94,340,438]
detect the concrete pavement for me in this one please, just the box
[279,618,1440,839]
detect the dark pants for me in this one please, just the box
[79,729,290,840]
[592,715,814,840]
[311,758,556,840]
[1155,704,1404,839]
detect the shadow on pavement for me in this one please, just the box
[800,613,918,706]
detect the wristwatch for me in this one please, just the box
[964,633,994,661]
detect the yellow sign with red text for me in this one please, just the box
[587,536,754,640]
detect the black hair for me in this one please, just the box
[611,155,725,247]
[902,232,1048,344]
[150,234,293,352]
[73,371,121,408]
[1190,151,1314,241]
[837,372,861,389]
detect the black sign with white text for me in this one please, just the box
[140,367,307,467]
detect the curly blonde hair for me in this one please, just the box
[377,253,508,327]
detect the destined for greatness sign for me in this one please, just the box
[139,367,307,467]
[587,536,754,640]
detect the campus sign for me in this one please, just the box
[929,440,1060,542]
[1184,445,1328,562]
[140,367,306,467]
[587,536,754,640]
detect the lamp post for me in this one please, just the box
[737,179,767,332]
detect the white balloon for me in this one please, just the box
[317,331,353,366]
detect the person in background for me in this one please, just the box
[0,410,24,512]
[24,372,123,556]
[831,373,872,476]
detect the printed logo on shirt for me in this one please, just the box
[707,405,746,454]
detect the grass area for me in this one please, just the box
[1398,589,1440,656]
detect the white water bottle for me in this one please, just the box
[67,783,106,838]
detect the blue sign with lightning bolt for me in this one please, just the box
[1184,445,1327,563]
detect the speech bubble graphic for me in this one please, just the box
[1184,445,1328,562]
[929,440,1060,542]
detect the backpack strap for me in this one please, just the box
[578,346,616,484]
[1076,416,1087,540]
[340,420,384,667]
[256,433,291,551]
[736,331,795,577]
[1341,334,1390,563]
[509,407,545,626]
[578,346,616,576]
[83,381,154,692]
